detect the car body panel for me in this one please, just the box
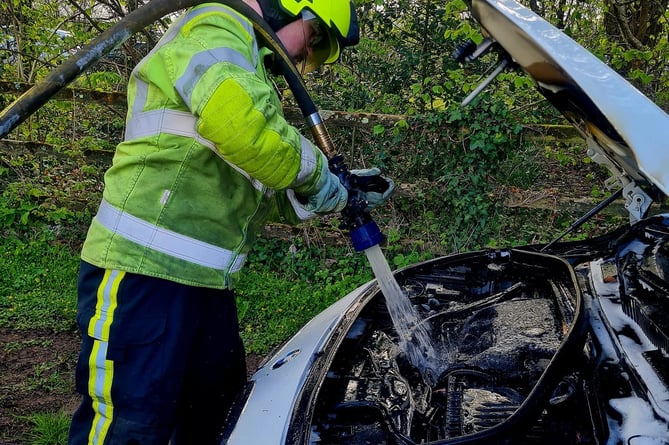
[225,282,376,444]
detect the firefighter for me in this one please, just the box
[67,0,394,443]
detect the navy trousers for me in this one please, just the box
[68,261,247,445]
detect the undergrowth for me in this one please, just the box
[237,238,372,354]
[20,411,71,445]
[0,234,80,332]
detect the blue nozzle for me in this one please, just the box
[328,154,385,251]
[349,220,385,251]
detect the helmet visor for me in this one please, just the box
[297,13,340,73]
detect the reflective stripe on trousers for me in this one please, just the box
[68,262,247,444]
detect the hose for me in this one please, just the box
[0,0,319,141]
[0,0,382,249]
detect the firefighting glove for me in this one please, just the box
[298,161,349,214]
[349,167,395,211]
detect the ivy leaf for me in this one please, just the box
[448,109,462,122]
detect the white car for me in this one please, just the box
[222,1,669,444]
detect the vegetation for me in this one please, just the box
[1,0,666,442]
[21,411,71,445]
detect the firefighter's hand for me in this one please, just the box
[349,167,395,211]
[298,166,348,214]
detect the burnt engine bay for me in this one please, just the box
[309,250,588,444]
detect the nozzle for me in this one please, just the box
[349,220,385,251]
[328,155,386,251]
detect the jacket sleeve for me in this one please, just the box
[268,190,318,225]
[167,7,325,195]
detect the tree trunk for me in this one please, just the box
[603,0,669,49]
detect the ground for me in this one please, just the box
[0,329,80,444]
[0,328,264,444]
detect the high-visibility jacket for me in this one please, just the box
[81,3,326,289]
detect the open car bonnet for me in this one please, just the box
[469,0,669,212]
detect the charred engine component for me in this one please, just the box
[308,250,590,444]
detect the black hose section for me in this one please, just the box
[0,0,318,139]
[0,0,187,138]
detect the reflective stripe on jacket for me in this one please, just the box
[81,3,322,289]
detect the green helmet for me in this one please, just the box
[257,0,359,66]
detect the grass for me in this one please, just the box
[26,359,73,393]
[236,235,375,354]
[20,411,70,445]
[0,235,79,332]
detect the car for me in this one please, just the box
[0,0,666,443]
[220,0,669,444]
